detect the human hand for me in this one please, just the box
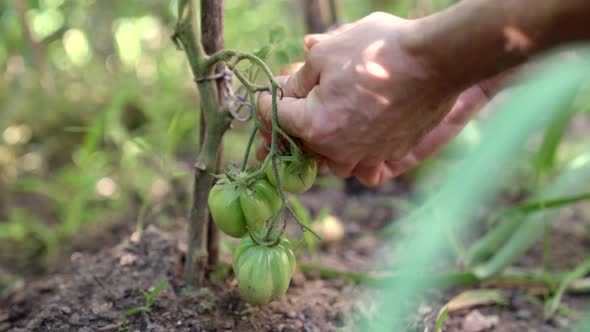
[257,12,509,185]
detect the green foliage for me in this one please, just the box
[435,306,448,332]
[362,48,590,331]
[288,195,319,256]
[535,100,578,184]
[125,279,169,316]
[544,259,590,319]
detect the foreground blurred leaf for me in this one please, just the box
[362,47,590,331]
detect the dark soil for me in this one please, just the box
[1,178,589,332]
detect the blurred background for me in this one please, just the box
[1,0,589,296]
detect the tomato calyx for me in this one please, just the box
[246,222,285,247]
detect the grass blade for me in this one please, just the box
[544,259,590,319]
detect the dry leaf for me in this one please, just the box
[446,289,506,312]
[462,310,499,332]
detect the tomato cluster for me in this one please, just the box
[208,157,317,237]
[208,150,317,304]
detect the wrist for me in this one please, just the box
[399,18,469,93]
[400,1,526,91]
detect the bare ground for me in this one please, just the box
[1,178,589,332]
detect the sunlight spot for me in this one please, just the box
[503,26,532,52]
[63,29,92,66]
[364,40,386,57]
[366,61,390,79]
[96,177,118,198]
[28,8,64,41]
[354,83,390,106]
[0,145,14,164]
[3,125,32,145]
[114,19,142,67]
[568,153,590,170]
[357,40,390,79]
[21,152,43,172]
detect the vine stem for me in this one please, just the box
[175,0,229,286]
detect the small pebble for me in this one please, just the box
[285,310,297,319]
[516,310,532,320]
[59,306,72,314]
[303,322,321,332]
[302,307,312,318]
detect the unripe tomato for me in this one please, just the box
[209,178,281,238]
[233,236,296,305]
[208,182,247,238]
[239,178,281,231]
[266,158,317,194]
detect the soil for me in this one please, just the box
[1,178,589,332]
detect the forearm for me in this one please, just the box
[404,0,590,90]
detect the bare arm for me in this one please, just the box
[257,1,590,185]
[405,0,590,90]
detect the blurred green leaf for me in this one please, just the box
[545,259,590,319]
[273,49,290,66]
[269,26,286,44]
[535,101,577,183]
[253,45,271,61]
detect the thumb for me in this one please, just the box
[257,86,322,139]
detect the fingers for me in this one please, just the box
[327,159,357,178]
[367,85,490,183]
[304,34,332,51]
[303,23,355,52]
[352,162,384,186]
[257,86,322,139]
[281,60,321,98]
[411,85,487,160]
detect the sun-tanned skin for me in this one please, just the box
[257,0,590,186]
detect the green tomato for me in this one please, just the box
[208,182,247,238]
[266,158,317,194]
[239,178,281,231]
[209,178,281,238]
[233,236,296,305]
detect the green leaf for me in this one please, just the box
[535,101,577,183]
[435,305,448,332]
[253,45,271,61]
[273,49,290,66]
[146,279,168,308]
[125,306,146,316]
[269,26,286,44]
[545,259,590,319]
[488,191,590,226]
[284,39,304,57]
[471,153,590,277]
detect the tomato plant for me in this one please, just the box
[233,236,296,305]
[175,0,321,289]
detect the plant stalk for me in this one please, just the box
[175,0,229,286]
